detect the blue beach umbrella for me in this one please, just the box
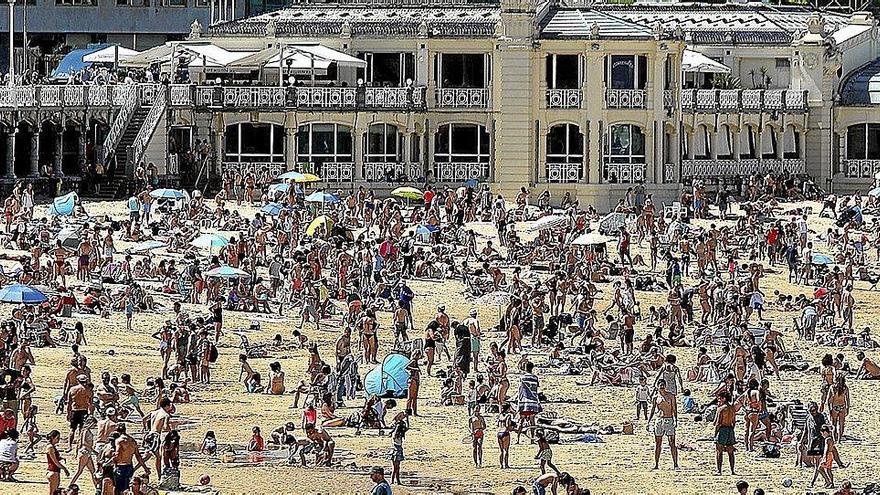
[0,283,48,304]
[204,265,250,278]
[415,224,439,235]
[150,188,186,200]
[261,203,284,216]
[811,253,834,265]
[190,233,230,250]
[305,191,340,204]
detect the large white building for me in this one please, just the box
[2,0,880,206]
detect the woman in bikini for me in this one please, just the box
[495,350,510,406]
[819,354,836,412]
[827,375,850,442]
[496,403,515,469]
[46,430,70,495]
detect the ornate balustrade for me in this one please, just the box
[191,85,426,110]
[605,89,646,109]
[681,89,808,113]
[662,162,676,183]
[102,86,138,164]
[843,159,880,179]
[223,86,287,108]
[663,89,675,110]
[362,162,423,182]
[545,89,582,109]
[170,85,193,106]
[433,162,490,182]
[318,162,356,183]
[222,162,286,178]
[601,162,645,183]
[435,88,489,108]
[681,158,805,178]
[128,89,167,172]
[545,162,582,183]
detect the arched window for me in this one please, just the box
[433,123,490,163]
[364,123,402,163]
[783,126,801,159]
[846,123,880,160]
[546,123,583,183]
[739,125,757,159]
[717,125,733,160]
[693,124,711,160]
[296,123,353,166]
[225,123,284,163]
[603,124,645,183]
[761,126,777,159]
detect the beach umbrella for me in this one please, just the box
[297,173,321,183]
[811,253,834,265]
[191,233,230,250]
[464,179,478,189]
[277,171,307,181]
[205,265,250,278]
[128,240,166,253]
[869,187,880,198]
[391,186,424,201]
[268,183,291,195]
[571,232,615,246]
[57,227,82,249]
[305,191,340,204]
[0,283,47,304]
[415,224,439,235]
[261,203,284,216]
[306,215,334,237]
[526,215,566,232]
[150,188,186,200]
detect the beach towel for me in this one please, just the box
[48,192,78,216]
[517,373,542,414]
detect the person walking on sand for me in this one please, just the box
[648,379,679,470]
[46,430,70,495]
[469,405,486,468]
[714,391,737,475]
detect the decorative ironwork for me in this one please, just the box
[601,162,645,183]
[128,89,167,172]
[138,84,161,106]
[680,89,808,114]
[785,90,807,110]
[605,89,646,109]
[433,162,489,182]
[221,162,286,178]
[170,85,193,106]
[763,90,783,110]
[545,89,582,109]
[663,89,675,110]
[363,87,426,110]
[223,87,286,108]
[40,86,62,107]
[318,162,355,182]
[545,162,582,183]
[663,162,676,183]
[435,88,489,108]
[88,86,110,106]
[362,162,422,182]
[843,159,880,178]
[295,87,356,108]
[718,90,739,111]
[195,86,217,107]
[681,158,805,178]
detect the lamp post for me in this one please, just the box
[7,0,14,87]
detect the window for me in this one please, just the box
[359,53,416,86]
[717,125,733,159]
[784,126,801,159]
[761,127,777,159]
[434,124,490,163]
[545,55,580,90]
[297,123,353,167]
[740,126,757,159]
[605,124,645,163]
[224,123,285,163]
[693,125,711,160]
[436,53,488,89]
[546,124,583,164]
[165,0,187,6]
[605,55,647,90]
[56,0,97,4]
[365,124,402,163]
[847,123,880,160]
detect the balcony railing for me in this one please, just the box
[843,159,880,178]
[605,89,646,109]
[0,85,149,108]
[601,162,645,183]
[663,90,675,110]
[435,88,489,108]
[545,162,582,183]
[318,162,355,183]
[433,162,490,182]
[545,89,582,109]
[681,158,805,178]
[187,85,427,110]
[362,162,423,182]
[681,89,808,113]
[222,162,287,179]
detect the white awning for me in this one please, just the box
[120,42,254,69]
[226,43,367,72]
[82,45,140,63]
[682,50,730,74]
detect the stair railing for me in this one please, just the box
[193,155,210,191]
[102,85,138,166]
[126,88,167,175]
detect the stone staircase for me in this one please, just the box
[88,106,150,201]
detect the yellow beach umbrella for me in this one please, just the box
[296,173,321,183]
[391,186,423,201]
[306,215,334,237]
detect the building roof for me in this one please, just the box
[209,5,500,38]
[840,57,880,106]
[540,9,654,39]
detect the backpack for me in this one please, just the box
[208,343,219,363]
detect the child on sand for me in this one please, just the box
[534,429,559,475]
[200,431,217,455]
[248,427,265,452]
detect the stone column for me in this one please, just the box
[584,52,604,184]
[78,125,87,173]
[776,127,784,160]
[645,122,655,184]
[732,128,741,161]
[353,123,366,182]
[686,130,695,160]
[54,130,63,176]
[5,132,14,178]
[284,120,297,171]
[29,132,39,177]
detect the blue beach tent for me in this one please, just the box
[364,353,410,398]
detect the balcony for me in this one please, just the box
[362,162,423,182]
[0,85,145,108]
[318,162,355,183]
[843,159,880,179]
[545,89,582,109]
[605,89,646,109]
[545,162,583,183]
[681,158,805,178]
[681,89,808,113]
[601,162,645,183]
[435,88,489,109]
[663,90,675,111]
[184,85,428,111]
[433,162,490,182]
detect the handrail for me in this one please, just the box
[102,85,138,165]
[127,89,167,173]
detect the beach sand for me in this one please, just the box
[3,199,879,495]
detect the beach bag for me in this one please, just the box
[622,422,634,435]
[208,343,219,363]
[761,444,780,458]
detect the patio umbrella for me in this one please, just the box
[0,283,48,304]
[306,215,334,237]
[526,215,566,232]
[278,171,321,183]
[191,233,229,250]
[571,232,615,246]
[261,203,284,216]
[391,186,424,201]
[415,224,439,235]
[205,266,250,278]
[811,253,834,265]
[305,191,340,204]
[268,183,290,195]
[870,187,880,198]
[150,188,186,200]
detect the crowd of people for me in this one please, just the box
[0,167,874,495]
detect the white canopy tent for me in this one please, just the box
[682,50,731,73]
[120,42,255,71]
[83,45,141,64]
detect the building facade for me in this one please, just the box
[1,0,879,207]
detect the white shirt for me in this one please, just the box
[0,438,17,463]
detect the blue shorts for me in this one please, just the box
[114,464,134,493]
